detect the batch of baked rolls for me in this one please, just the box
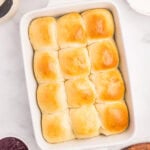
[29,8,129,144]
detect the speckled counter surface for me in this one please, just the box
[0,0,150,149]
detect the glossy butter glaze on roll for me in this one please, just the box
[70,106,101,139]
[37,83,67,114]
[65,78,96,108]
[34,50,63,83]
[88,39,119,73]
[91,69,125,102]
[29,17,58,51]
[82,9,114,44]
[42,110,74,143]
[96,101,129,135]
[57,12,87,49]
[59,47,90,79]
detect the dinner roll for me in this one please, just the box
[88,39,119,73]
[65,78,96,108]
[34,50,63,83]
[42,110,74,143]
[91,69,125,102]
[29,17,58,51]
[70,106,100,139]
[57,12,87,49]
[96,101,129,135]
[37,82,67,114]
[82,9,114,44]
[59,47,90,79]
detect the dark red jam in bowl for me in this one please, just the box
[0,137,28,150]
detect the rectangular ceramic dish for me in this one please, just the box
[20,0,135,149]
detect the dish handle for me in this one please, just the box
[47,0,72,7]
[47,0,86,7]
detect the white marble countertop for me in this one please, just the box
[0,0,150,149]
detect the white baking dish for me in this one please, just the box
[20,1,135,149]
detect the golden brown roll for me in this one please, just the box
[96,101,129,135]
[42,110,74,143]
[57,12,87,49]
[88,39,119,73]
[29,17,58,51]
[34,50,63,83]
[59,47,90,79]
[82,9,114,44]
[65,78,96,108]
[37,82,67,114]
[70,105,100,139]
[91,69,125,102]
